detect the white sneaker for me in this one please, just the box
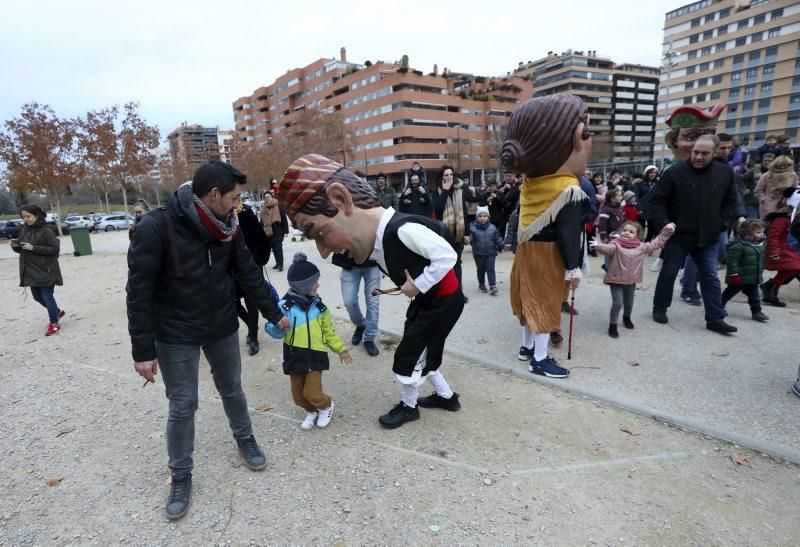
[650,258,663,272]
[300,411,318,430]
[316,401,335,428]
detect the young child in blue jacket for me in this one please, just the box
[266,253,352,429]
[464,206,505,295]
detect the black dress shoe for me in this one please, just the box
[706,320,737,334]
[378,401,420,429]
[652,308,668,324]
[248,340,260,356]
[417,392,460,411]
[165,474,192,520]
[351,325,365,345]
[363,340,379,356]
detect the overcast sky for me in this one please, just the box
[2,0,683,142]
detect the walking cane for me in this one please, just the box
[567,286,576,360]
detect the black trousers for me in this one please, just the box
[721,283,762,313]
[392,291,464,378]
[235,281,259,340]
[270,234,284,268]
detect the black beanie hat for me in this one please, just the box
[287,252,320,294]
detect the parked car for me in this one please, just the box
[0,219,24,239]
[46,221,70,236]
[65,215,96,230]
[96,215,131,231]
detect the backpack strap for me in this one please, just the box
[159,206,183,278]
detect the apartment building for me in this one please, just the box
[656,0,800,162]
[167,123,221,172]
[232,49,532,182]
[514,51,660,165]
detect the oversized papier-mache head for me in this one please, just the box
[664,104,725,162]
[501,94,589,178]
[278,154,380,222]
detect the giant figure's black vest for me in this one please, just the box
[381,213,457,304]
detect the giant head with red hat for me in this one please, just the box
[664,104,725,161]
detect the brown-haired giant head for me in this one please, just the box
[501,94,589,178]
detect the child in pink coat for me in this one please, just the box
[591,221,675,338]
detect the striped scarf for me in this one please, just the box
[442,181,466,241]
[177,183,240,242]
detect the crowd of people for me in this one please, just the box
[10,94,799,521]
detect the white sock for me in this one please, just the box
[533,332,549,361]
[521,326,535,350]
[427,371,453,398]
[401,384,419,408]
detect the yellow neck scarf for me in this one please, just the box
[519,172,579,228]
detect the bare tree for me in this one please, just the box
[0,102,82,235]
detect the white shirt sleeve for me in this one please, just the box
[397,223,458,294]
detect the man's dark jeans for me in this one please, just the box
[654,239,725,322]
[155,331,252,480]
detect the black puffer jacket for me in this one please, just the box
[126,195,284,362]
[14,220,63,287]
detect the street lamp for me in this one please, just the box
[660,41,681,169]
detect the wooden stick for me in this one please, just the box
[371,286,402,296]
[567,287,576,360]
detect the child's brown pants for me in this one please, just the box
[289,371,331,412]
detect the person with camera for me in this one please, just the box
[11,204,65,337]
[399,173,432,217]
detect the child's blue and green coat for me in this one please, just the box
[266,291,346,374]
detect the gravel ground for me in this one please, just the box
[1,236,799,544]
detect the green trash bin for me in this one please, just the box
[69,227,93,256]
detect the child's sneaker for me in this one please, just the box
[317,401,335,428]
[300,411,318,430]
[518,346,533,361]
[479,285,488,293]
[45,323,61,336]
[490,285,498,296]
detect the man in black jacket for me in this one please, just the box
[650,135,743,334]
[127,161,289,520]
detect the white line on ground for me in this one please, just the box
[379,443,490,474]
[510,451,689,476]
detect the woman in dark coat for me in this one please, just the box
[11,204,65,336]
[260,190,289,271]
[235,196,271,355]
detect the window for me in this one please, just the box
[719,7,731,18]
[731,71,742,81]
[735,37,747,47]
[738,19,749,30]
[742,101,753,113]
[687,65,696,74]
[751,32,763,43]
[771,8,784,19]
[766,45,778,57]
[701,46,712,56]
[700,62,710,71]
[686,80,695,89]
[710,91,721,100]
[698,78,708,88]
[761,82,772,93]
[728,104,739,114]
[759,98,771,108]
[725,119,736,130]
[744,85,755,96]
[747,68,758,78]
[683,96,694,105]
[793,76,800,87]
[756,115,768,125]
[763,64,775,75]
[688,50,698,59]
[749,51,761,61]
[718,25,728,36]
[753,14,766,25]
[691,17,701,27]
[733,54,745,64]
[791,94,800,105]
[729,88,740,99]
[703,30,713,40]
[715,43,726,53]
[704,14,715,23]
[767,28,780,39]
[690,34,700,44]
[712,75,723,84]
[714,59,725,69]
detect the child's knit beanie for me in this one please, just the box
[476,206,490,217]
[287,252,320,294]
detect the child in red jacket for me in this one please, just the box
[623,190,639,222]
